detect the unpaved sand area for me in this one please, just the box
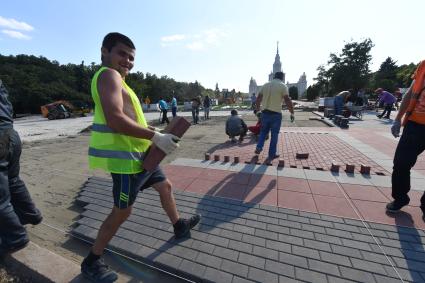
[6,111,326,282]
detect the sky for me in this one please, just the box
[1,0,424,93]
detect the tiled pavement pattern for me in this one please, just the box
[73,176,425,283]
[210,131,389,175]
[165,160,425,230]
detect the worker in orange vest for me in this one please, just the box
[387,60,425,222]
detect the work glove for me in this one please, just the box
[290,114,295,123]
[391,120,401,138]
[151,132,180,154]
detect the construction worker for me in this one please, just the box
[81,32,201,282]
[0,80,42,256]
[387,60,425,222]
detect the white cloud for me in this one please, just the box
[161,27,229,51]
[161,34,186,42]
[0,16,34,31]
[186,41,204,51]
[2,30,31,40]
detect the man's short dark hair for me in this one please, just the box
[231,109,238,116]
[102,32,135,51]
[274,72,284,80]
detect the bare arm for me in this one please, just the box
[395,81,414,121]
[283,95,294,114]
[97,69,154,139]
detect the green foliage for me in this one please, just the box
[306,85,320,101]
[312,39,374,96]
[0,54,209,113]
[288,86,298,100]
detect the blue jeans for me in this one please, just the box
[256,111,282,158]
[334,96,343,115]
[172,106,177,117]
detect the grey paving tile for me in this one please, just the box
[266,240,291,253]
[247,267,279,283]
[196,253,223,269]
[265,259,295,278]
[220,259,249,278]
[279,252,308,268]
[304,239,332,252]
[308,258,341,276]
[292,245,320,259]
[276,167,306,179]
[170,158,211,168]
[304,169,337,182]
[252,246,279,260]
[339,266,377,283]
[242,234,266,247]
[238,253,266,269]
[204,267,233,283]
[295,267,328,283]
[213,246,239,261]
[229,240,253,253]
[320,251,352,267]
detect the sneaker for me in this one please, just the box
[239,136,244,142]
[268,154,280,160]
[174,214,201,239]
[0,238,29,256]
[81,257,118,283]
[230,137,237,143]
[254,148,261,155]
[386,200,409,213]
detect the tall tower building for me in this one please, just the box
[268,42,285,82]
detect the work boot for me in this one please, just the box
[81,257,118,283]
[386,200,409,213]
[174,214,201,239]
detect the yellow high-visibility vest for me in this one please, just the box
[88,67,151,173]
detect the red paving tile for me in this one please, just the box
[248,174,277,189]
[313,195,359,219]
[378,187,424,207]
[278,191,317,212]
[169,164,424,229]
[209,130,389,175]
[278,177,311,193]
[352,199,425,229]
[213,183,247,200]
[162,165,205,178]
[341,184,388,202]
[308,180,345,198]
[244,187,277,206]
[169,176,195,191]
[185,179,223,195]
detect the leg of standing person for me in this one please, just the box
[0,130,29,255]
[195,108,199,124]
[8,130,42,225]
[172,107,177,118]
[255,112,272,154]
[384,103,393,119]
[161,110,169,124]
[267,112,282,159]
[388,122,425,212]
[191,108,196,124]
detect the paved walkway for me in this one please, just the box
[72,111,425,282]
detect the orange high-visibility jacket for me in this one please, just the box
[403,60,425,126]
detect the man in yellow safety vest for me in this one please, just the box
[81,32,201,282]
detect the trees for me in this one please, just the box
[0,54,211,113]
[288,86,298,100]
[311,39,374,97]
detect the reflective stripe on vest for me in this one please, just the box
[88,147,145,160]
[88,67,151,173]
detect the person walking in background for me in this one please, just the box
[375,88,397,119]
[191,96,201,124]
[386,60,425,222]
[0,80,43,256]
[171,94,177,118]
[158,96,169,124]
[334,90,351,116]
[145,96,151,110]
[255,71,294,162]
[82,32,200,282]
[225,109,248,143]
[251,93,257,110]
[203,95,211,120]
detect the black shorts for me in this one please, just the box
[111,166,166,209]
